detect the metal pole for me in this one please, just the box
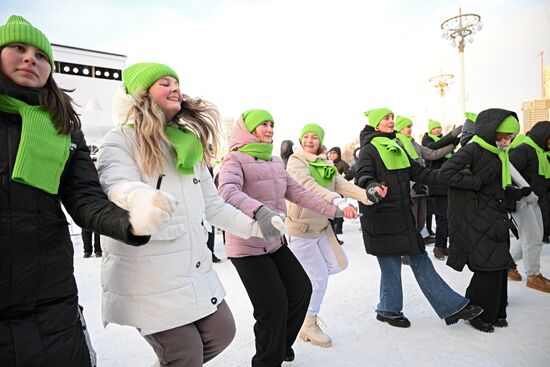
[458,40,466,120]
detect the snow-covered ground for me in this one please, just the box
[74,220,550,367]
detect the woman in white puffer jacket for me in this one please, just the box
[97,62,275,367]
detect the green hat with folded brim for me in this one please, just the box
[300,123,325,146]
[495,115,520,134]
[0,15,54,69]
[428,119,442,132]
[364,108,393,128]
[242,109,274,132]
[122,62,179,97]
[395,116,413,133]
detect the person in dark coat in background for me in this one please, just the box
[280,139,294,168]
[440,108,533,333]
[460,112,477,146]
[328,146,352,236]
[355,107,483,329]
[0,15,151,367]
[421,119,462,260]
[81,155,103,258]
[508,120,550,291]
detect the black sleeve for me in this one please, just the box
[409,158,439,185]
[421,131,456,149]
[59,131,149,246]
[355,145,379,189]
[509,145,529,175]
[438,144,483,190]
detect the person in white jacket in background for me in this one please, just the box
[285,124,386,348]
[96,62,280,367]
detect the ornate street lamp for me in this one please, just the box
[429,73,454,97]
[441,8,482,118]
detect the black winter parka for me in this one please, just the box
[355,126,476,256]
[439,108,518,272]
[0,81,149,366]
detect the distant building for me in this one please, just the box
[52,44,126,147]
[522,99,550,132]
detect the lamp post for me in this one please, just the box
[441,8,482,119]
[429,73,454,125]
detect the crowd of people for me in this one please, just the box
[1,14,549,367]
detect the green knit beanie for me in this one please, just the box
[464,112,477,122]
[495,115,520,134]
[428,119,442,132]
[364,108,393,128]
[395,116,413,133]
[122,62,179,97]
[242,109,274,132]
[0,15,54,69]
[300,123,325,146]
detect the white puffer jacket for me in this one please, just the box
[97,126,258,336]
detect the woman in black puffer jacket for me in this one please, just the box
[440,108,532,332]
[0,15,151,367]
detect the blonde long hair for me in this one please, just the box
[127,92,222,177]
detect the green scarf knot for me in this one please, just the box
[164,125,203,175]
[237,143,273,161]
[522,136,550,179]
[371,136,411,170]
[396,132,419,160]
[471,135,512,189]
[307,159,337,187]
[0,94,70,194]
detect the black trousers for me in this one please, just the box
[81,229,101,253]
[207,226,215,253]
[465,269,508,323]
[230,246,312,367]
[430,196,448,249]
[331,217,344,234]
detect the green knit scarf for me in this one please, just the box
[471,135,511,189]
[427,133,452,158]
[396,132,419,160]
[307,159,337,187]
[523,136,550,179]
[371,137,411,170]
[0,94,70,194]
[237,143,273,161]
[165,125,203,175]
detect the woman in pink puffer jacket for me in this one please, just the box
[218,109,340,367]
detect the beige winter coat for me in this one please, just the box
[285,148,369,239]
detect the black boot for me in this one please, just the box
[376,314,411,328]
[469,317,495,333]
[283,348,295,362]
[444,304,483,325]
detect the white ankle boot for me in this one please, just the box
[299,315,332,347]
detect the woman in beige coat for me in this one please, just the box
[285,124,386,347]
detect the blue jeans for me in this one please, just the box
[376,251,468,319]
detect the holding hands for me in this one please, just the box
[333,198,359,219]
[128,187,179,235]
[254,205,287,240]
[366,182,388,204]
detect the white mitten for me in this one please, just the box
[332,197,349,211]
[271,216,288,235]
[128,188,179,235]
[519,191,539,208]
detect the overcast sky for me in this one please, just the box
[2,0,549,148]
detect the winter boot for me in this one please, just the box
[526,273,550,293]
[433,247,445,260]
[507,267,522,281]
[299,315,332,347]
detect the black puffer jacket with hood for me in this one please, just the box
[439,108,518,272]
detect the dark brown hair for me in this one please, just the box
[39,75,81,134]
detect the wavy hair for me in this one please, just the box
[127,92,222,177]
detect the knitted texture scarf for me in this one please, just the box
[164,125,203,175]
[396,132,419,160]
[371,136,411,170]
[307,159,337,187]
[0,94,70,194]
[237,143,273,161]
[522,136,550,179]
[471,135,511,189]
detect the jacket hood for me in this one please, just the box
[460,117,476,146]
[474,108,518,144]
[527,120,550,151]
[280,140,295,159]
[228,115,262,151]
[359,125,396,146]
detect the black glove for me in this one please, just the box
[366,182,384,204]
[479,172,497,187]
[506,187,533,201]
[254,205,281,240]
